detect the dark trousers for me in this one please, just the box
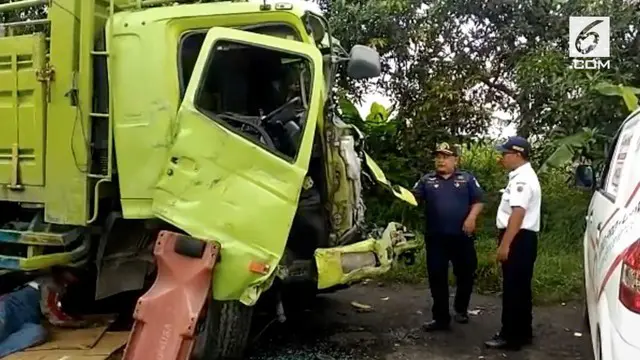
[426,234,477,324]
[499,229,538,344]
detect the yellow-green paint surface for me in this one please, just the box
[0,34,46,189]
[315,222,420,289]
[364,153,417,206]
[151,27,324,304]
[0,237,89,271]
[0,0,418,303]
[109,3,315,219]
[325,123,358,238]
[0,0,109,224]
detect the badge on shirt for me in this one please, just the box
[426,176,438,189]
[453,174,466,188]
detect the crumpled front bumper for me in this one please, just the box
[0,228,90,272]
[314,222,419,290]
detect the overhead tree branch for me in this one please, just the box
[479,77,517,100]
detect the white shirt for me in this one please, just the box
[496,162,541,232]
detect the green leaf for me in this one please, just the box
[594,82,622,97]
[627,86,640,94]
[539,130,594,173]
[621,87,639,112]
[366,102,389,123]
[594,82,639,113]
[338,95,364,124]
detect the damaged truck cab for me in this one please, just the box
[0,0,419,358]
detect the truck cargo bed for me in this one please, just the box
[0,0,109,225]
[0,33,47,193]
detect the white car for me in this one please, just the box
[576,107,640,360]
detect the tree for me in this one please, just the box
[323,0,638,133]
[321,0,638,185]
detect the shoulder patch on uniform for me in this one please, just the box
[517,185,523,192]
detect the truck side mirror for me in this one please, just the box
[575,164,595,190]
[346,45,381,79]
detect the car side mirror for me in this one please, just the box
[346,45,381,79]
[575,164,595,190]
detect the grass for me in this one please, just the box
[385,232,584,305]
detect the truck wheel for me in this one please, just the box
[201,300,253,360]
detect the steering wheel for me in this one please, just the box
[261,96,303,125]
[216,113,277,149]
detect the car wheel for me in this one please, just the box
[195,300,254,360]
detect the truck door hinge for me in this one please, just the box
[36,64,55,102]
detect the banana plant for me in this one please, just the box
[539,81,639,172]
[538,127,607,173]
[338,94,366,127]
[337,95,391,127]
[594,82,640,112]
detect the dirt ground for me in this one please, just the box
[247,283,593,360]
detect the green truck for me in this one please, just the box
[0,0,419,358]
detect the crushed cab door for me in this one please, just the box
[152,27,323,304]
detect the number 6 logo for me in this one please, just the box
[575,19,604,55]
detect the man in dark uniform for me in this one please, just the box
[412,142,484,331]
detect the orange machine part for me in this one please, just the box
[122,231,220,360]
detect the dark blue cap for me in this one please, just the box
[495,136,531,157]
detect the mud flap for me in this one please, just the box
[94,213,155,300]
[314,223,419,290]
[122,231,220,360]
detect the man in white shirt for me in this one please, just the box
[484,136,541,351]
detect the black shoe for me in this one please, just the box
[454,312,469,324]
[421,320,451,332]
[484,334,522,351]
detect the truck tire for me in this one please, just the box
[201,300,253,360]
